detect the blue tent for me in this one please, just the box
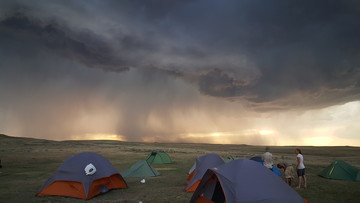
[191,159,304,203]
[249,156,262,162]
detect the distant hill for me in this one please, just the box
[0,134,27,140]
[0,134,11,138]
[0,133,42,140]
[0,134,57,147]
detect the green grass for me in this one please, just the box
[0,134,359,202]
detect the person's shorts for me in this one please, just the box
[297,168,305,176]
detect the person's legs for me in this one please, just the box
[296,169,303,188]
[297,176,303,188]
[285,178,291,186]
[297,169,307,188]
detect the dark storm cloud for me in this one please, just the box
[0,13,129,72]
[1,0,360,111]
[173,0,360,109]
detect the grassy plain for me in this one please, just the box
[0,134,359,203]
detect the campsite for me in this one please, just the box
[0,134,359,203]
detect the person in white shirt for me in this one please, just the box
[262,147,273,170]
[295,148,307,189]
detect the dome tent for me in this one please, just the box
[186,153,225,192]
[122,160,160,178]
[146,151,172,164]
[319,160,360,181]
[37,152,127,200]
[191,159,304,203]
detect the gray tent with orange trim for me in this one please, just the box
[190,159,304,203]
[36,152,127,200]
[186,153,224,192]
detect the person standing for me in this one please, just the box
[295,148,307,189]
[262,147,273,170]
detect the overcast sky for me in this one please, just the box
[1,0,360,146]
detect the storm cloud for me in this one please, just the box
[1,0,360,110]
[1,0,360,144]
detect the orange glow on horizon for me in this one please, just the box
[72,133,126,141]
[304,136,332,146]
[259,130,275,135]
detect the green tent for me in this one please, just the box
[121,160,160,178]
[146,151,172,164]
[319,160,360,181]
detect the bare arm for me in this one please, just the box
[297,157,300,168]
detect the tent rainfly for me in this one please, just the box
[319,160,360,181]
[191,159,305,203]
[122,160,160,178]
[186,153,225,192]
[36,152,127,200]
[146,151,172,164]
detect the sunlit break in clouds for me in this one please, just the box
[1,0,360,146]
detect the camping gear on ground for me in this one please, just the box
[122,160,160,178]
[186,153,225,192]
[146,151,172,164]
[36,152,127,200]
[271,165,281,176]
[319,160,360,181]
[249,156,281,176]
[190,159,304,203]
